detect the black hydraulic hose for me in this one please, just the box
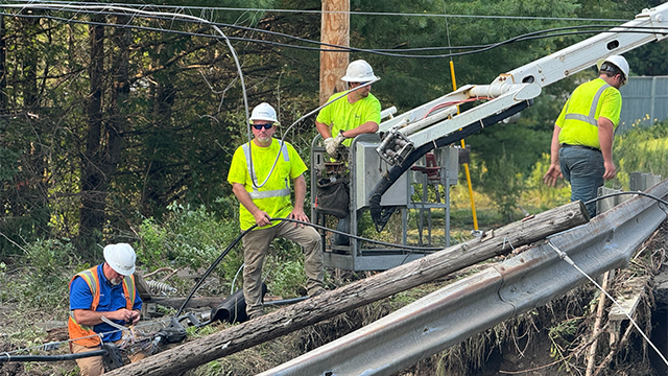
[0,349,107,363]
[369,100,532,230]
[177,216,447,316]
[175,226,257,317]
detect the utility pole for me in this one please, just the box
[319,0,349,105]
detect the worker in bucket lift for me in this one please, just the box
[68,243,144,376]
[315,59,382,245]
[543,55,628,218]
[316,59,382,158]
[228,102,325,320]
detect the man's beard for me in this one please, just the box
[257,135,272,143]
[110,277,122,286]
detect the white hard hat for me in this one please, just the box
[341,59,380,83]
[249,102,279,124]
[597,55,629,82]
[103,243,136,276]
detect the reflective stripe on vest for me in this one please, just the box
[68,266,136,346]
[242,142,290,199]
[563,83,611,127]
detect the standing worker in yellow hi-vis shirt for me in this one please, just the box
[228,102,325,320]
[543,55,628,218]
[315,60,381,245]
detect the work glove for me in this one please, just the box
[324,137,337,158]
[334,132,347,146]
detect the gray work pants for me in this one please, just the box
[559,146,605,218]
[241,220,324,316]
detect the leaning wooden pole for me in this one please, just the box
[107,201,589,376]
[586,271,610,376]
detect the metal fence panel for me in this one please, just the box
[619,76,668,133]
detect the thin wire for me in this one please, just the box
[444,1,453,63]
[6,0,629,22]
[584,191,668,207]
[1,6,664,59]
[0,2,253,138]
[0,318,162,357]
[547,240,668,368]
[231,263,244,295]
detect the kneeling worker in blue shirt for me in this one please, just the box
[68,243,144,376]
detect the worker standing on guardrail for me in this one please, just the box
[68,243,144,376]
[228,102,325,320]
[543,55,628,218]
[315,60,382,245]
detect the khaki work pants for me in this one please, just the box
[242,220,324,316]
[71,340,146,376]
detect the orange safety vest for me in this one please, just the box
[67,265,136,347]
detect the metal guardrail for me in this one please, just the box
[258,180,668,376]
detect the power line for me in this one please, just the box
[1,5,663,60]
[6,0,629,22]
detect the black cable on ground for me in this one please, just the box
[0,349,107,363]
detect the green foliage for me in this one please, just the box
[547,317,580,371]
[477,148,526,222]
[136,201,243,291]
[1,239,78,314]
[267,260,306,298]
[524,153,571,211]
[614,120,668,189]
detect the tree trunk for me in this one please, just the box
[0,15,6,111]
[79,17,105,250]
[107,201,589,376]
[15,17,50,237]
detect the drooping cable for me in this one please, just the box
[585,191,668,208]
[0,5,664,59]
[5,0,630,23]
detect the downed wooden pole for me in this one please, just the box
[107,201,589,376]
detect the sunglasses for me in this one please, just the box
[252,123,273,130]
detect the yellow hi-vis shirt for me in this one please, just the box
[227,139,307,231]
[556,78,622,149]
[316,91,381,147]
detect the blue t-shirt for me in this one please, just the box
[69,263,142,342]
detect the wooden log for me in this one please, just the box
[107,201,589,376]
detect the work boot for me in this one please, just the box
[308,287,326,298]
[333,214,351,245]
[248,309,264,320]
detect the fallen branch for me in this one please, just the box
[107,201,589,376]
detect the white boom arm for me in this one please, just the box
[377,4,668,166]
